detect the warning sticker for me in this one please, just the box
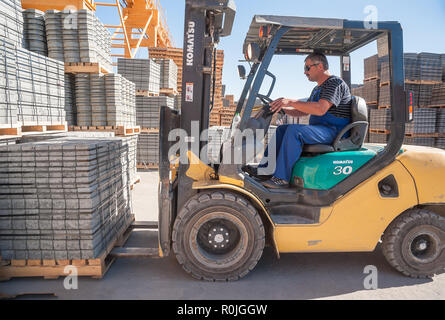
[185,83,193,102]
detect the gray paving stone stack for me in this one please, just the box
[369,133,387,144]
[0,39,18,127]
[136,96,174,128]
[442,54,445,82]
[153,58,178,91]
[431,84,445,106]
[137,132,159,164]
[22,9,48,57]
[43,10,64,62]
[0,137,135,260]
[117,58,160,93]
[369,109,391,131]
[0,0,24,47]
[403,136,435,147]
[418,53,442,82]
[207,126,230,163]
[61,9,80,63]
[43,10,112,70]
[405,108,436,134]
[104,73,136,127]
[435,109,445,134]
[75,73,91,126]
[90,74,107,126]
[64,74,76,125]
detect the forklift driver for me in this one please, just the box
[254,53,353,189]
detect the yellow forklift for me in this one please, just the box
[151,0,445,281]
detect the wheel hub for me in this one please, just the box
[208,226,230,249]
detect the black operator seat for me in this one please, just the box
[303,96,369,154]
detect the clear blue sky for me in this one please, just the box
[96,0,445,100]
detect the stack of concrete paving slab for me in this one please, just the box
[405,108,437,134]
[22,9,47,56]
[75,73,136,127]
[117,58,160,93]
[64,74,76,125]
[137,132,159,165]
[43,9,112,71]
[0,136,135,260]
[136,96,174,129]
[0,38,66,127]
[154,58,178,91]
[0,0,24,47]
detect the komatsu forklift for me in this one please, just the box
[152,0,445,281]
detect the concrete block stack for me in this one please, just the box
[136,96,174,129]
[43,9,112,71]
[64,74,76,125]
[405,108,436,135]
[154,58,178,91]
[0,0,24,47]
[74,73,136,127]
[117,58,161,94]
[0,136,135,260]
[207,126,230,163]
[137,132,159,165]
[22,9,47,56]
[369,109,391,131]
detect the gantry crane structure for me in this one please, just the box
[21,0,174,59]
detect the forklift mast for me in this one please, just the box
[177,0,236,209]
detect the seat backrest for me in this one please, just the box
[333,96,368,151]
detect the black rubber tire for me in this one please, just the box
[382,209,445,278]
[172,190,265,281]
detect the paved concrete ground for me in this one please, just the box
[1,171,444,300]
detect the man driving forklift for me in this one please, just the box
[246,52,353,189]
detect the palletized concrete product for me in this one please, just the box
[207,126,230,163]
[0,38,66,127]
[137,132,159,164]
[0,0,24,47]
[435,109,445,134]
[104,73,136,127]
[117,58,161,93]
[418,53,442,83]
[363,79,379,104]
[153,58,178,90]
[43,9,112,70]
[364,54,380,80]
[405,108,436,134]
[64,74,76,125]
[0,136,135,260]
[43,10,64,61]
[435,137,445,150]
[431,84,445,106]
[136,96,174,128]
[441,54,445,82]
[370,109,391,131]
[404,136,435,147]
[369,133,387,144]
[22,9,48,56]
[75,73,91,126]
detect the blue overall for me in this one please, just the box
[262,87,351,182]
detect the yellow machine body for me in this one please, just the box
[188,145,445,255]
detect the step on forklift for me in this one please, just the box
[117,0,445,281]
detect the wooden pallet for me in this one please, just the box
[380,81,390,87]
[0,215,135,281]
[136,90,159,97]
[405,80,442,85]
[160,88,179,96]
[68,125,140,136]
[140,128,159,133]
[137,162,159,169]
[64,62,111,74]
[421,105,445,109]
[404,132,439,138]
[0,122,68,137]
[367,101,378,106]
[378,105,392,109]
[369,129,390,134]
[364,76,380,82]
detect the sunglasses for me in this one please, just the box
[304,63,320,72]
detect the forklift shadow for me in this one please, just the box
[247,244,438,299]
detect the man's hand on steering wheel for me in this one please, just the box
[270,98,294,113]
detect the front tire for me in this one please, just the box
[172,191,265,281]
[382,209,445,278]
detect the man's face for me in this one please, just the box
[304,58,322,82]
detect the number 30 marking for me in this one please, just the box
[333,166,353,175]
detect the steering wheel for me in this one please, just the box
[257,94,284,117]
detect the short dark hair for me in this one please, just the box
[305,52,329,70]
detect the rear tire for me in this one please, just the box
[382,209,445,278]
[172,191,265,281]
